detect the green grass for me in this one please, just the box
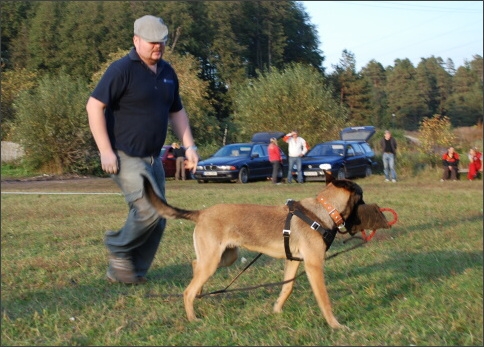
[1,162,39,179]
[1,173,483,346]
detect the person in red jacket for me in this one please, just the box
[268,137,283,184]
[467,147,482,181]
[441,147,460,181]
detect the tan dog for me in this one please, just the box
[143,172,390,329]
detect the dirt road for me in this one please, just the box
[1,175,118,193]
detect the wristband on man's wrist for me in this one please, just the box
[187,145,198,151]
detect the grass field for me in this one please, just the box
[1,172,482,346]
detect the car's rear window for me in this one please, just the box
[239,146,252,153]
[214,144,252,157]
[360,142,374,156]
[308,144,344,156]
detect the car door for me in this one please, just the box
[345,143,366,177]
[248,144,271,178]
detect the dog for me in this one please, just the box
[143,171,390,329]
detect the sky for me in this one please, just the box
[300,1,483,72]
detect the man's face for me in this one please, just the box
[133,35,165,65]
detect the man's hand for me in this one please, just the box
[185,148,199,173]
[100,151,118,174]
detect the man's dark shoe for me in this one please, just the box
[106,256,145,284]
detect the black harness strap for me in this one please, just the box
[283,207,303,261]
[283,200,338,261]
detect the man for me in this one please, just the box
[283,130,308,183]
[86,15,198,284]
[380,130,397,182]
[172,142,186,181]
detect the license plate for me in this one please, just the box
[203,171,218,176]
[304,171,318,176]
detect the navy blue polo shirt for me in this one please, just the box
[91,48,183,157]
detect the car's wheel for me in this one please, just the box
[365,165,372,177]
[197,179,206,184]
[238,167,249,183]
[337,168,346,180]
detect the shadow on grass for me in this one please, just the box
[2,247,481,324]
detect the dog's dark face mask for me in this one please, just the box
[343,193,390,235]
[324,171,389,235]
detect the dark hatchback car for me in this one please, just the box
[159,145,192,179]
[300,126,377,181]
[194,132,288,183]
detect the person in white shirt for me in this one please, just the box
[283,130,308,183]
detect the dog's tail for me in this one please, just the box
[142,175,199,222]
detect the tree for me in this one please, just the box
[418,115,455,167]
[0,1,33,69]
[55,2,133,81]
[232,63,347,147]
[27,2,65,72]
[415,56,452,118]
[330,50,371,125]
[360,60,388,127]
[447,55,483,126]
[385,59,425,130]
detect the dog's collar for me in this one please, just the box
[316,193,347,233]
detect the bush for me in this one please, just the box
[12,72,99,174]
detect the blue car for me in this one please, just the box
[194,132,288,183]
[300,126,377,181]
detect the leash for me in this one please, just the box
[145,237,374,300]
[197,237,368,298]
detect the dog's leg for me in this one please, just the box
[184,229,226,322]
[304,255,347,329]
[190,247,238,297]
[273,260,300,313]
[184,256,220,322]
[190,259,204,297]
[219,247,238,267]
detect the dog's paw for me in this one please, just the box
[332,323,349,330]
[273,303,283,313]
[187,316,201,323]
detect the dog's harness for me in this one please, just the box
[283,195,346,261]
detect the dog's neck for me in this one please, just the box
[316,193,345,231]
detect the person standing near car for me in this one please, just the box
[380,130,397,182]
[172,142,186,181]
[268,137,282,184]
[86,15,198,284]
[283,130,308,183]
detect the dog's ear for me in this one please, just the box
[324,170,335,185]
[345,203,390,234]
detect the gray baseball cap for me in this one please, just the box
[134,15,168,42]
